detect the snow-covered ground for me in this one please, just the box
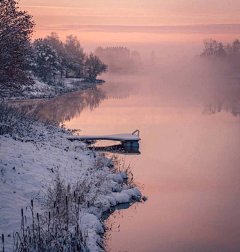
[0,118,141,251]
[9,77,104,100]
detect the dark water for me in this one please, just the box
[11,72,240,251]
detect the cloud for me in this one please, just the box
[36,24,240,35]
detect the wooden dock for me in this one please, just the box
[67,130,141,146]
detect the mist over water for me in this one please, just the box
[8,48,240,252]
[99,63,240,252]
[4,1,240,250]
[63,58,240,251]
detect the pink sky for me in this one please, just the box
[19,0,240,25]
[19,0,240,54]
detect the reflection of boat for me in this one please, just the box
[88,144,141,155]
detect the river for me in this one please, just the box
[63,70,240,252]
[11,69,240,251]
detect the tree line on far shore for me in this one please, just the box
[95,47,142,74]
[200,38,240,74]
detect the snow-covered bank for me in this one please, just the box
[8,77,105,100]
[0,112,142,251]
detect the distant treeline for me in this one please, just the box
[95,47,142,74]
[201,38,240,74]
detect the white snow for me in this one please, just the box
[110,192,130,204]
[0,122,141,251]
[9,77,101,100]
[107,173,124,183]
[67,133,141,141]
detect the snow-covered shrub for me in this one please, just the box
[0,103,39,136]
[43,172,93,226]
[11,169,109,252]
[109,155,142,189]
[0,103,66,141]
[12,199,84,252]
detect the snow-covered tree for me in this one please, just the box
[65,35,86,78]
[85,53,107,80]
[0,0,35,97]
[45,32,67,81]
[32,39,61,85]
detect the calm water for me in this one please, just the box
[64,73,240,252]
[14,72,240,251]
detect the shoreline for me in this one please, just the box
[3,78,105,101]
[0,107,142,251]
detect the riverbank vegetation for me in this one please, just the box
[0,103,143,251]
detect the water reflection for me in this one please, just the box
[103,202,143,252]
[35,87,107,124]
[7,70,240,130]
[146,61,240,118]
[62,74,240,252]
[203,101,240,117]
[101,75,142,99]
[5,72,240,252]
[8,87,107,124]
[7,77,144,126]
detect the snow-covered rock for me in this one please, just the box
[110,192,130,204]
[107,172,124,183]
[80,213,104,234]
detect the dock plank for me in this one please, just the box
[67,131,141,142]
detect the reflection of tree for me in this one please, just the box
[37,87,107,124]
[202,81,240,117]
[103,202,140,251]
[8,76,143,123]
[203,101,240,117]
[9,87,107,124]
[203,103,222,115]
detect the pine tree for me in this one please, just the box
[65,35,86,78]
[46,32,67,81]
[0,0,35,97]
[32,39,61,85]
